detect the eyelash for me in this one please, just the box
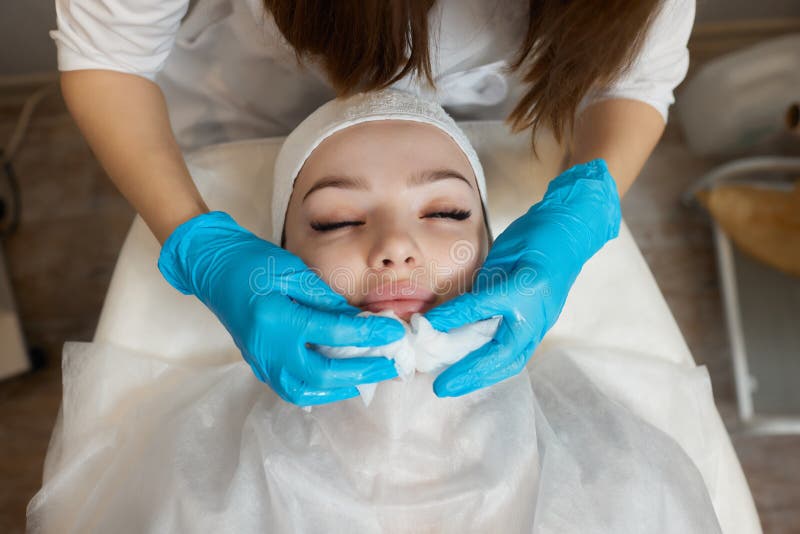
[310,209,472,232]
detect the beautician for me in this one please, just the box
[52,0,695,405]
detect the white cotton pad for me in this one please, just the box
[311,310,502,406]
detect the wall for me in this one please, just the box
[0,0,57,78]
[696,0,800,23]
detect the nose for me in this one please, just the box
[367,221,422,274]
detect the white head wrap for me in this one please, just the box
[271,88,491,245]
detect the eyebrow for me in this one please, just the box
[302,168,473,203]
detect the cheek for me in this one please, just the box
[294,245,365,302]
[426,234,484,298]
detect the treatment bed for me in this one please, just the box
[30,122,761,533]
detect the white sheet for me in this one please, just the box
[27,122,761,533]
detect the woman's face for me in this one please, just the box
[283,120,489,322]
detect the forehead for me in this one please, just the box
[293,119,478,192]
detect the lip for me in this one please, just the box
[360,279,436,319]
[361,279,436,306]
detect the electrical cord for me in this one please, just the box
[0,149,21,238]
[0,82,58,238]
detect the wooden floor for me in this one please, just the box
[0,87,798,533]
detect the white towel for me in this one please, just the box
[271,88,492,245]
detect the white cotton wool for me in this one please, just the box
[311,310,502,406]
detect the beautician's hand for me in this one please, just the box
[158,211,405,406]
[424,159,621,397]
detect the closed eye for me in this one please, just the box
[310,220,364,232]
[310,209,472,233]
[424,209,471,220]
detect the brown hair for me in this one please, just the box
[263,0,663,149]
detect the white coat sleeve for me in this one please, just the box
[578,0,696,122]
[50,0,191,82]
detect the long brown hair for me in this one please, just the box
[263,0,663,148]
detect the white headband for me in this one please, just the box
[271,88,490,245]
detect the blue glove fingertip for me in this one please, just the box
[433,381,452,398]
[433,375,466,398]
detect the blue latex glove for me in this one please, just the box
[424,159,621,397]
[157,211,405,406]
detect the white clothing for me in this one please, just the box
[26,339,725,533]
[51,0,695,151]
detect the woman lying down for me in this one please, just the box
[28,89,727,533]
